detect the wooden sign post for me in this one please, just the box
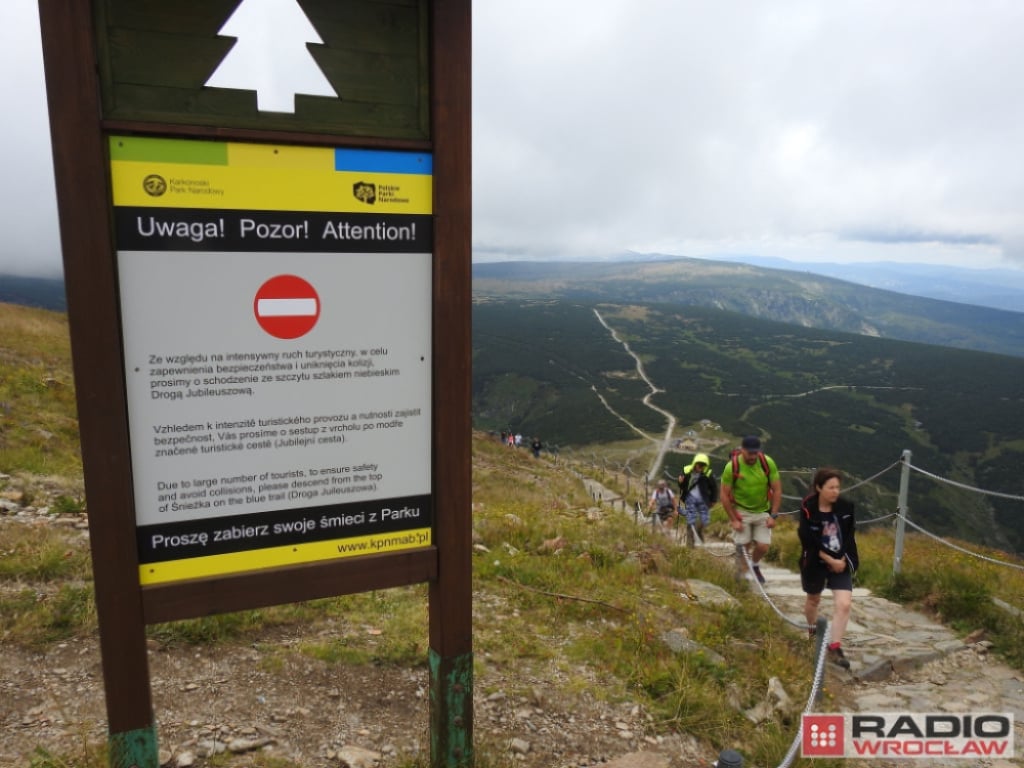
[37,1,471,766]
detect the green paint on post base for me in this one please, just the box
[108,724,158,768]
[429,648,473,767]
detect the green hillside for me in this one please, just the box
[472,298,1024,555]
[0,302,81,478]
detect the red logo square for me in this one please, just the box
[802,714,845,757]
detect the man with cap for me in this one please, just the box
[678,453,718,548]
[720,435,782,583]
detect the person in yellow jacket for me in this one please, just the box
[677,453,718,547]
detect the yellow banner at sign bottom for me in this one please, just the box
[139,528,433,585]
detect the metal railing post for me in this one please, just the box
[893,449,911,575]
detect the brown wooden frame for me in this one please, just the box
[38,1,471,762]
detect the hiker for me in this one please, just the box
[677,453,718,547]
[647,479,678,532]
[531,436,542,458]
[720,435,782,584]
[799,467,859,670]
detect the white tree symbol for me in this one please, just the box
[205,0,338,113]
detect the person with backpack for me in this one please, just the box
[720,435,782,584]
[646,479,678,532]
[677,453,718,547]
[530,436,543,458]
[799,467,859,670]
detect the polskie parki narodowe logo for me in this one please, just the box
[353,181,376,205]
[802,712,1014,759]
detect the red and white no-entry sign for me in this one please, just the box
[254,274,320,339]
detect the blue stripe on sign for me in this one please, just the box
[335,148,433,175]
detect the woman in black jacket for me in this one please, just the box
[799,467,858,669]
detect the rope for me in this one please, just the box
[907,461,1024,502]
[737,546,813,630]
[856,511,897,526]
[735,542,838,768]
[775,461,899,512]
[844,460,901,492]
[776,617,831,768]
[901,517,1024,571]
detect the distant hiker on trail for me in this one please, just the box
[647,479,678,531]
[720,435,782,584]
[799,467,859,670]
[531,437,542,458]
[678,453,718,548]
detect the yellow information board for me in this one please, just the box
[110,136,435,586]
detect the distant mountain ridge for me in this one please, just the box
[7,259,1023,357]
[0,274,66,312]
[473,258,1024,358]
[696,254,1024,314]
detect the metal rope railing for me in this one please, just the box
[907,461,1024,502]
[738,546,813,630]
[844,459,901,492]
[856,511,898,526]
[776,617,830,768]
[901,516,1024,571]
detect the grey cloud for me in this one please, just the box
[841,230,998,247]
[4,0,1024,276]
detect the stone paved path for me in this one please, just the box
[750,557,961,678]
[743,553,1024,767]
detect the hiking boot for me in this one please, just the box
[751,565,766,585]
[827,644,851,670]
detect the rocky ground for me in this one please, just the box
[5,622,1022,768]
[0,491,716,768]
[2,592,714,768]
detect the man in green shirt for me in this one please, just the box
[720,435,782,584]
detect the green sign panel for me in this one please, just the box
[96,0,429,139]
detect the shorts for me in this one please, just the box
[656,507,675,522]
[732,510,772,546]
[801,563,854,594]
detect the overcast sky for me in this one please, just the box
[3,0,1024,277]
